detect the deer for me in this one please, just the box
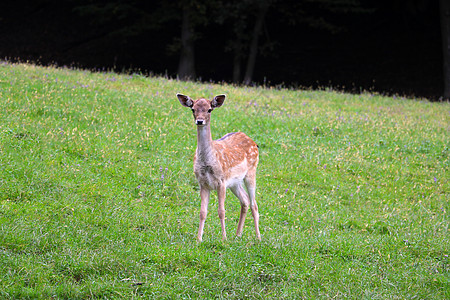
[177,93,261,242]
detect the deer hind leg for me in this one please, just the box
[245,172,261,241]
[197,187,211,242]
[230,184,250,237]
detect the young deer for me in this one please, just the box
[177,93,261,242]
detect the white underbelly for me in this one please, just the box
[224,160,248,188]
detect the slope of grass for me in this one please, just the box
[0,62,448,299]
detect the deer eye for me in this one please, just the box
[207,109,212,113]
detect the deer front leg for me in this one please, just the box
[197,187,210,242]
[217,184,227,241]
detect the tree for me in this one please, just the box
[214,0,273,84]
[72,0,207,80]
[214,1,251,83]
[171,0,213,80]
[178,2,196,80]
[71,0,165,68]
[215,0,370,85]
[440,0,450,99]
[243,1,271,85]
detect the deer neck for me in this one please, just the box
[196,124,215,162]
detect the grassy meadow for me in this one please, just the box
[0,62,449,299]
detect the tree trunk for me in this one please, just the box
[232,48,242,83]
[243,2,269,86]
[440,0,450,99]
[178,5,195,80]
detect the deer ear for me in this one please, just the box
[177,93,193,108]
[211,94,226,108]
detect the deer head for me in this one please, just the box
[177,94,226,126]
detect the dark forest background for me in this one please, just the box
[0,0,447,100]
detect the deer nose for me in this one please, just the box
[196,119,204,125]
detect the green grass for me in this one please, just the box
[0,62,448,299]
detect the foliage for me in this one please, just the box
[70,0,373,82]
[0,62,448,298]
